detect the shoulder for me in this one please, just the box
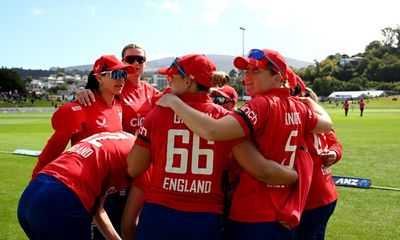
[53,102,84,118]
[52,102,86,130]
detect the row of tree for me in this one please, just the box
[1,26,399,97]
[229,26,400,97]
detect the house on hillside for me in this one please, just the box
[339,56,363,66]
[327,90,387,101]
[151,74,168,90]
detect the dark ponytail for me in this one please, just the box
[85,70,99,91]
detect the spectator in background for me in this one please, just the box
[359,98,365,117]
[342,100,349,117]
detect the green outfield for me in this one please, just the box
[1,100,400,239]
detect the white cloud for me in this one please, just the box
[86,5,96,15]
[145,0,181,13]
[30,6,43,16]
[203,0,232,24]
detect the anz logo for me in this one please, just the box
[333,176,371,188]
[334,177,359,186]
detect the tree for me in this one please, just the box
[0,68,26,94]
[312,76,344,97]
[229,69,237,79]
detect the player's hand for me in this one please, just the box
[278,220,292,230]
[321,150,337,167]
[75,89,95,106]
[156,93,179,108]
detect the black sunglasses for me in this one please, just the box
[123,55,146,64]
[212,96,231,105]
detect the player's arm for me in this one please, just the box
[121,186,145,240]
[156,93,244,141]
[93,194,122,240]
[231,140,298,185]
[302,97,333,133]
[127,144,151,178]
[31,131,72,179]
[321,130,343,167]
[75,89,95,106]
[32,104,84,179]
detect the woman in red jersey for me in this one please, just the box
[76,43,158,134]
[295,88,343,240]
[156,49,333,240]
[126,54,299,240]
[342,100,350,116]
[75,44,158,240]
[359,98,365,116]
[31,55,133,178]
[18,131,135,240]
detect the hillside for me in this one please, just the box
[64,54,312,73]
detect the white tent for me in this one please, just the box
[327,90,386,101]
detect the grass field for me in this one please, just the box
[1,99,400,239]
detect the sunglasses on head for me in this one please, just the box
[123,55,146,64]
[170,57,188,78]
[247,49,284,76]
[99,70,127,80]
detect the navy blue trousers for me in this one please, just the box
[135,202,224,240]
[18,174,92,240]
[294,200,337,240]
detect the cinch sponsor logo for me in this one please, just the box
[240,106,258,125]
[130,114,144,128]
[138,126,148,136]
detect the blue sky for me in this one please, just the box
[1,0,399,70]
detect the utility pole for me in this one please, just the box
[239,27,246,57]
[239,27,246,99]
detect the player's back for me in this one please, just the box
[40,131,135,213]
[138,93,235,214]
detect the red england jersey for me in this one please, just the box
[32,92,123,178]
[135,93,241,214]
[228,88,318,223]
[304,131,343,210]
[39,131,135,215]
[120,81,158,134]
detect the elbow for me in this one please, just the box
[127,165,135,178]
[202,130,218,141]
[254,167,273,184]
[127,156,136,178]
